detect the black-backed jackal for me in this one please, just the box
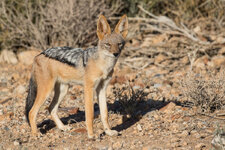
[25,15,128,138]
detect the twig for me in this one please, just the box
[197,112,225,121]
[138,5,210,45]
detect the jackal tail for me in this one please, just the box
[25,76,37,125]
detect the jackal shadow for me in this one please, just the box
[37,97,188,134]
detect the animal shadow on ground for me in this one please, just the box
[109,98,169,132]
[109,98,192,133]
[37,98,189,135]
[38,110,85,134]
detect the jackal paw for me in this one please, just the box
[88,134,95,139]
[105,129,118,136]
[58,125,71,131]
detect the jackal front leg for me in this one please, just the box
[98,78,118,136]
[84,79,95,139]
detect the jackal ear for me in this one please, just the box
[97,15,111,40]
[114,14,128,38]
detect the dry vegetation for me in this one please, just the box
[180,70,225,113]
[0,0,225,149]
[0,0,122,50]
[112,82,148,119]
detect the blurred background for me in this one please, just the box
[0,0,224,51]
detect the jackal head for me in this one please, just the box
[97,15,128,58]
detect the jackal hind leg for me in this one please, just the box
[29,79,55,135]
[49,82,71,131]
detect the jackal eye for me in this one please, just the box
[104,43,111,48]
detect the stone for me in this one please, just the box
[182,141,188,146]
[68,107,79,115]
[195,143,206,149]
[193,26,201,33]
[193,55,208,71]
[137,124,142,131]
[159,102,176,113]
[211,55,225,68]
[218,47,225,55]
[154,54,167,64]
[181,56,189,64]
[18,50,41,65]
[154,83,162,88]
[113,141,123,149]
[14,85,26,94]
[0,50,18,64]
[151,34,167,45]
[13,141,20,146]
[0,109,3,115]
[179,130,189,137]
[215,36,225,44]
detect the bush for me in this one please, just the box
[112,83,148,119]
[0,0,122,51]
[122,0,225,22]
[180,70,225,113]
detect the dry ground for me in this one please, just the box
[0,34,225,149]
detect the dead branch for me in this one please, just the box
[138,5,210,45]
[0,0,122,50]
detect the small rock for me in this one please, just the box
[113,141,123,149]
[14,85,26,94]
[194,26,201,33]
[152,34,167,45]
[159,102,176,113]
[137,124,142,131]
[215,36,225,44]
[193,56,208,72]
[171,114,182,121]
[218,47,225,55]
[18,50,41,65]
[0,110,3,115]
[153,83,162,88]
[195,143,206,149]
[182,141,188,146]
[13,141,20,146]
[211,55,225,68]
[179,130,189,137]
[68,107,79,115]
[0,50,18,64]
[117,116,123,124]
[155,54,167,64]
[133,85,141,90]
[72,128,87,134]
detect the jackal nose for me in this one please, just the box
[113,53,119,57]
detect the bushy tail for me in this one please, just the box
[25,76,37,125]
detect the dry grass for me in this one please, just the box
[180,70,225,113]
[112,83,148,119]
[0,0,122,51]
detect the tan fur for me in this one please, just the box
[27,15,128,138]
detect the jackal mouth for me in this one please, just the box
[113,53,119,57]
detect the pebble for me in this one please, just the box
[113,141,123,149]
[181,141,188,146]
[0,109,3,115]
[137,124,142,131]
[195,143,206,149]
[14,85,26,94]
[13,141,20,146]
[179,130,189,137]
[154,83,162,88]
